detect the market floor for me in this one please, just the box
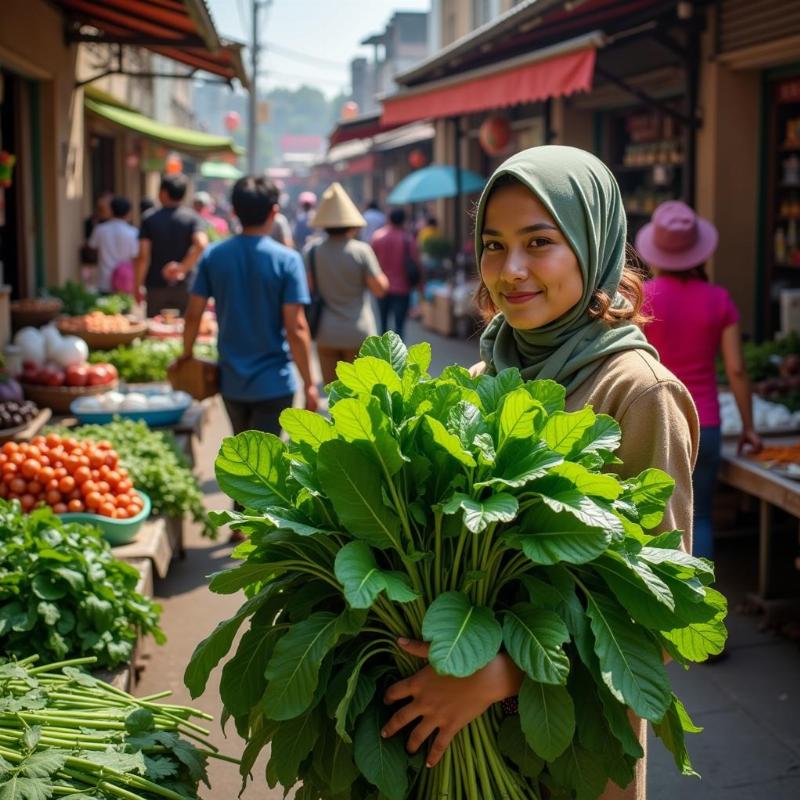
[134,319,800,800]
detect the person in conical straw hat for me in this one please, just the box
[305,182,388,385]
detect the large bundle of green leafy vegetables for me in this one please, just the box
[88,339,217,384]
[0,501,163,669]
[46,418,214,538]
[185,333,727,800]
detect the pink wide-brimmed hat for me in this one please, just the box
[635,200,718,271]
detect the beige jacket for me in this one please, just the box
[566,349,699,800]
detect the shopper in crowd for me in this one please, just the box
[416,214,441,248]
[362,199,386,242]
[88,196,139,293]
[135,173,208,317]
[293,191,317,251]
[269,204,295,249]
[637,200,762,560]
[380,146,698,800]
[193,191,230,240]
[182,176,317,437]
[370,207,421,340]
[82,192,113,264]
[139,197,156,220]
[305,182,388,385]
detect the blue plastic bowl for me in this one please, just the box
[59,491,151,546]
[69,393,191,427]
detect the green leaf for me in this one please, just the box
[80,750,146,776]
[652,695,701,777]
[540,407,596,455]
[423,416,477,468]
[31,574,65,601]
[36,603,59,627]
[526,379,566,414]
[584,592,670,721]
[406,342,431,374]
[334,541,418,609]
[18,751,68,779]
[263,611,347,720]
[422,592,502,677]
[184,589,270,698]
[497,716,544,778]
[215,432,292,509]
[592,551,679,630]
[503,604,571,685]
[549,742,608,800]
[546,462,621,501]
[477,439,563,489]
[337,356,403,396]
[528,467,623,532]
[497,388,542,446]
[446,401,489,449]
[317,440,401,551]
[662,614,728,661]
[511,505,610,565]
[568,414,622,461]
[359,331,408,374]
[353,705,408,800]
[623,469,676,529]
[280,409,337,449]
[331,397,405,476]
[638,547,714,581]
[0,776,52,800]
[269,706,322,788]
[476,368,523,412]
[311,722,361,795]
[518,677,575,762]
[125,708,155,735]
[334,660,377,742]
[220,624,281,719]
[442,492,518,534]
[208,562,276,594]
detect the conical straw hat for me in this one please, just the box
[311,182,366,228]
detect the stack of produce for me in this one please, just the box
[0,657,228,799]
[89,338,218,384]
[0,499,162,667]
[0,399,40,431]
[0,434,143,517]
[59,311,138,335]
[187,333,727,800]
[48,280,133,317]
[46,419,214,537]
[14,325,117,387]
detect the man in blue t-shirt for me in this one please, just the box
[181,177,318,435]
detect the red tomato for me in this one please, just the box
[116,479,133,494]
[67,499,84,513]
[74,466,91,484]
[96,481,110,495]
[106,470,121,488]
[65,365,89,387]
[26,480,42,496]
[10,454,25,466]
[115,494,131,508]
[21,459,40,479]
[89,451,105,469]
[58,476,75,494]
[38,466,55,484]
[116,508,130,519]
[20,494,35,511]
[98,502,116,517]
[10,478,26,495]
[46,489,62,506]
[45,434,60,448]
[85,491,102,510]
[1,442,18,455]
[53,502,68,514]
[87,365,113,386]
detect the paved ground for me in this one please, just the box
[134,319,800,799]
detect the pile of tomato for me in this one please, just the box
[0,433,144,518]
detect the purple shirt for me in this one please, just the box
[370,225,419,295]
[643,275,739,427]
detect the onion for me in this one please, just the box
[52,336,89,368]
[41,324,63,361]
[13,327,45,366]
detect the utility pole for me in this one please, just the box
[247,0,269,175]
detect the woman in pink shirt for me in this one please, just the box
[637,201,762,559]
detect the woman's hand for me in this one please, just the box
[468,361,487,379]
[738,427,763,455]
[381,639,523,767]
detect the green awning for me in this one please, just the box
[85,96,240,157]
[200,161,243,180]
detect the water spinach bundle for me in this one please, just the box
[186,333,727,800]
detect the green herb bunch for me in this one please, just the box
[89,340,217,384]
[0,656,234,799]
[47,419,214,538]
[48,281,134,317]
[0,501,164,669]
[185,333,727,800]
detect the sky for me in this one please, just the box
[207,0,431,97]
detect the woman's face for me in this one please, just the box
[480,182,583,330]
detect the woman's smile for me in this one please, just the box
[501,289,543,305]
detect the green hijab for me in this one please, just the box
[477,145,657,394]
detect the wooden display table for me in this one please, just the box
[719,437,800,616]
[112,517,173,579]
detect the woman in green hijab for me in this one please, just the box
[381,147,698,800]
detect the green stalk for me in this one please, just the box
[449,526,469,591]
[433,508,443,596]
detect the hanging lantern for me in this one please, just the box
[341,100,359,120]
[165,154,183,174]
[224,111,241,132]
[479,114,512,156]
[408,148,427,169]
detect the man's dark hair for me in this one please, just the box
[139,197,155,216]
[160,174,188,201]
[231,176,280,227]
[111,196,131,218]
[389,208,406,226]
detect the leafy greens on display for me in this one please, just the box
[186,332,727,800]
